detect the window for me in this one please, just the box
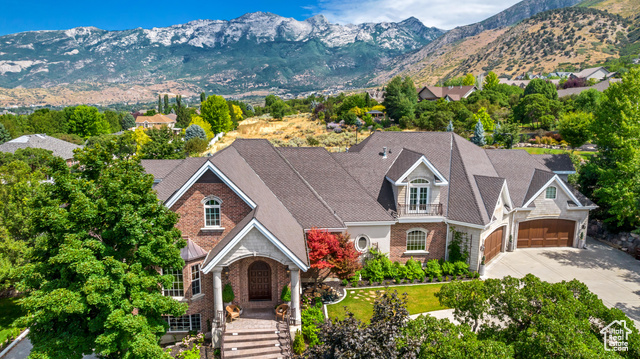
[408,178,429,212]
[165,314,201,332]
[406,230,427,252]
[162,268,184,297]
[191,264,201,296]
[545,186,557,199]
[204,198,221,227]
[355,235,369,252]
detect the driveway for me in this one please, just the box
[485,238,640,328]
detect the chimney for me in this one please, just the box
[383,147,388,159]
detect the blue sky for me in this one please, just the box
[0,0,522,36]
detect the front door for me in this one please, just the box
[248,261,271,301]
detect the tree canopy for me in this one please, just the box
[201,95,233,134]
[383,76,418,121]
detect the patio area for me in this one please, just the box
[226,308,281,331]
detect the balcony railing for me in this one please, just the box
[396,203,443,217]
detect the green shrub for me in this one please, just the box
[424,259,442,277]
[437,275,443,282]
[445,276,449,282]
[441,261,455,276]
[429,276,434,282]
[301,299,324,347]
[293,330,305,355]
[405,258,426,281]
[185,137,209,155]
[222,283,234,303]
[361,258,384,283]
[281,285,292,302]
[453,261,470,276]
[393,262,408,279]
[341,279,348,286]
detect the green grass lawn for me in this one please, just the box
[326,284,446,322]
[0,297,25,343]
[514,147,595,160]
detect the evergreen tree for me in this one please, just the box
[0,123,10,144]
[19,142,186,358]
[382,76,418,121]
[446,120,454,132]
[176,95,182,108]
[163,94,170,114]
[472,119,485,146]
[365,92,372,108]
[176,106,190,129]
[200,92,206,103]
[184,124,207,141]
[158,95,162,114]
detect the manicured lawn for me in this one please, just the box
[0,297,25,343]
[514,147,595,160]
[326,284,447,322]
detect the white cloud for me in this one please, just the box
[310,0,523,29]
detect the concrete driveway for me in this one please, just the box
[485,238,640,328]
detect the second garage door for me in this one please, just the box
[517,219,575,248]
[484,226,505,263]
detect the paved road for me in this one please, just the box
[2,338,97,359]
[485,237,640,328]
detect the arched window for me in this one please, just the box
[408,178,430,212]
[406,229,427,252]
[203,197,221,227]
[354,235,370,253]
[545,186,557,199]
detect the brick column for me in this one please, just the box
[290,266,301,325]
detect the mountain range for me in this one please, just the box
[0,0,639,107]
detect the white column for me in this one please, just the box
[213,268,223,314]
[290,267,301,325]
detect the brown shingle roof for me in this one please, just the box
[534,154,575,173]
[474,175,506,219]
[135,114,176,124]
[419,86,476,100]
[278,147,394,223]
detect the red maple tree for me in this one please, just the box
[307,228,361,280]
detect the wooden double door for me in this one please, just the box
[517,219,575,248]
[248,261,272,301]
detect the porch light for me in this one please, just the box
[223,267,230,276]
[286,268,291,276]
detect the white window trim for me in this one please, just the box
[202,196,222,228]
[161,268,185,300]
[191,264,201,296]
[405,228,428,252]
[545,186,557,200]
[166,313,201,333]
[406,178,430,213]
[354,235,370,253]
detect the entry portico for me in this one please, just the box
[202,219,306,325]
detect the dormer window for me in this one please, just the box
[408,178,430,212]
[203,197,221,227]
[545,186,557,200]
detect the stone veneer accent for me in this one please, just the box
[389,222,447,263]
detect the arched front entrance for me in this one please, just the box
[248,261,272,301]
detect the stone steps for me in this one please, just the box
[223,328,289,358]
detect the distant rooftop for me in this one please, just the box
[0,134,82,160]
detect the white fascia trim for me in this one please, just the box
[554,171,576,175]
[164,161,256,209]
[394,156,449,187]
[304,228,347,232]
[523,175,583,208]
[568,206,598,210]
[445,219,486,230]
[345,221,396,226]
[201,218,308,274]
[398,217,445,224]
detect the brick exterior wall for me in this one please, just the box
[180,258,213,333]
[224,257,290,309]
[170,174,252,253]
[389,222,447,264]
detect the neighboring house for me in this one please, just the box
[140,131,596,340]
[571,67,614,81]
[557,78,621,98]
[135,114,177,129]
[500,79,560,88]
[366,110,384,120]
[418,86,477,102]
[0,134,82,165]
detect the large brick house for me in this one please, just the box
[140,131,595,339]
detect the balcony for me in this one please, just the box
[396,204,443,217]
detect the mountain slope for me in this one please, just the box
[375,0,584,84]
[0,12,443,96]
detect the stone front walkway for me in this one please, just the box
[226,308,280,331]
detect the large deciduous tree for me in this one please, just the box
[201,95,233,134]
[67,105,111,139]
[19,141,187,359]
[558,112,593,149]
[483,71,500,90]
[121,113,136,130]
[139,126,186,159]
[580,69,640,229]
[383,76,418,121]
[523,79,558,100]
